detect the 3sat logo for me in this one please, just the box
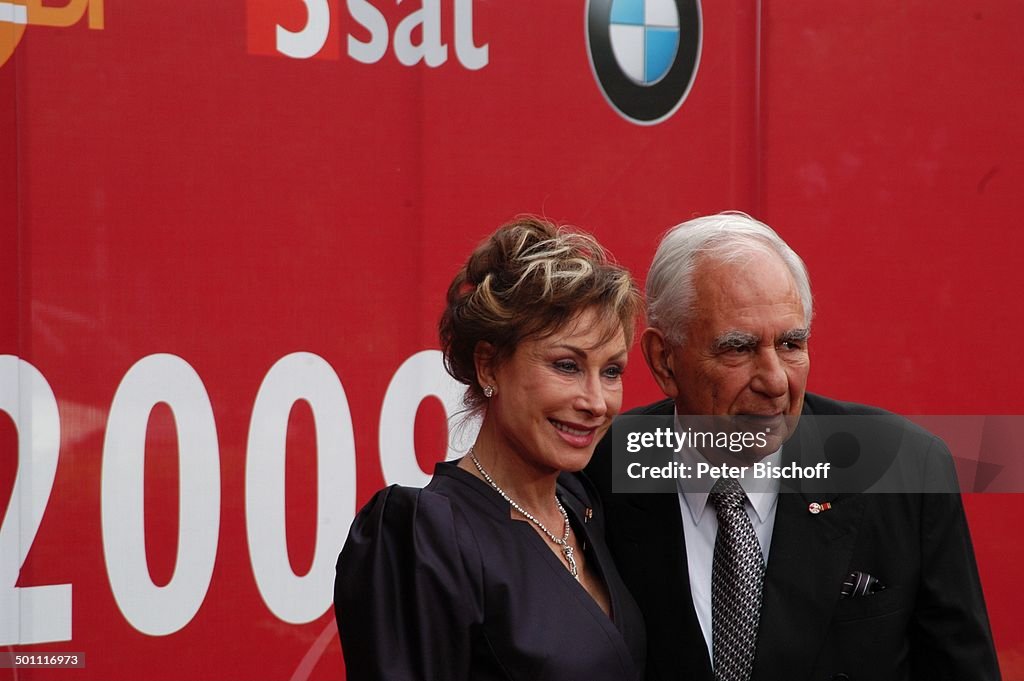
[246,0,488,69]
[0,0,104,67]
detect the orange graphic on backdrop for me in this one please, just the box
[0,0,104,67]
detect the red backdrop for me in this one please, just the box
[2,0,1021,679]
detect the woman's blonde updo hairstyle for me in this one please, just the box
[440,217,642,412]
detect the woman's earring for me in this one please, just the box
[483,385,495,398]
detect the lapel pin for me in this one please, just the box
[585,507,593,522]
[808,502,832,514]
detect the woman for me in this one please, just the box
[334,217,645,680]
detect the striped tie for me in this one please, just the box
[709,477,765,681]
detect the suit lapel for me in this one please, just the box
[620,491,715,680]
[752,414,863,680]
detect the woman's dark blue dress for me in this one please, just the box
[334,460,646,680]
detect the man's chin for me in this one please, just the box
[691,416,798,466]
[678,414,799,444]
[700,446,774,468]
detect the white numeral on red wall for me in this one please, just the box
[101,354,221,636]
[0,356,71,645]
[276,0,330,58]
[379,349,478,488]
[245,352,356,624]
[3,349,452,642]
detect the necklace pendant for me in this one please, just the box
[562,545,578,580]
[470,450,580,581]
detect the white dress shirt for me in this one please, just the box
[675,440,781,662]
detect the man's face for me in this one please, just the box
[660,250,810,461]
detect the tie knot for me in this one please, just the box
[709,477,747,511]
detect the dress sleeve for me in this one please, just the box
[334,485,483,681]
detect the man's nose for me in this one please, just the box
[751,347,788,397]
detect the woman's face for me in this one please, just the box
[486,307,629,474]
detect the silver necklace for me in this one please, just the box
[470,449,578,580]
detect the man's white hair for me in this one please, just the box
[645,211,813,344]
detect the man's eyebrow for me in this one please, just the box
[779,328,811,343]
[712,331,758,350]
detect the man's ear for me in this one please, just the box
[473,341,498,392]
[641,327,680,398]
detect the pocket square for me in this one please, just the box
[840,571,886,598]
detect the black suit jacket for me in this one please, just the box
[586,393,1000,681]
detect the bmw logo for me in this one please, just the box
[587,0,702,125]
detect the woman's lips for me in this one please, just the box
[550,419,600,447]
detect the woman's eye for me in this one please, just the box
[602,365,624,379]
[554,360,579,373]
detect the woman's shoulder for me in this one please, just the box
[335,469,487,679]
[353,460,472,511]
[346,481,464,547]
[341,463,495,566]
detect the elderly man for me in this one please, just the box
[586,212,999,681]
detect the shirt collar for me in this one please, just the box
[672,412,782,524]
